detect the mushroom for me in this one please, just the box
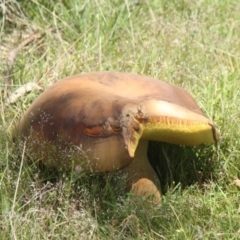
[15,72,218,202]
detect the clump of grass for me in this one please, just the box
[1,0,240,239]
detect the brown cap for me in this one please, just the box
[16,72,218,171]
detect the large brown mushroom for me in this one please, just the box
[15,72,218,202]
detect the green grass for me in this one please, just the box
[1,0,240,239]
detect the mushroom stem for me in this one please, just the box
[120,140,161,203]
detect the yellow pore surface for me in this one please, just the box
[141,116,215,146]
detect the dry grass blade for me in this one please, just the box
[9,141,26,240]
[234,179,240,188]
[7,33,42,68]
[5,82,43,105]
[3,33,42,89]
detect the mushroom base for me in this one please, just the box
[119,140,161,203]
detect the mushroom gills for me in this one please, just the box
[121,99,217,158]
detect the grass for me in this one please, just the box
[1,0,240,239]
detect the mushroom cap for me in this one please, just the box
[16,72,218,171]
